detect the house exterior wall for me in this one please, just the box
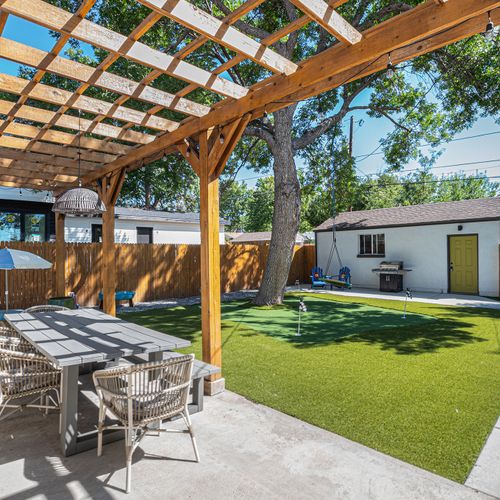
[65,217,225,245]
[316,220,499,297]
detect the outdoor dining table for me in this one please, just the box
[5,308,191,457]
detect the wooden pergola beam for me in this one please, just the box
[95,0,268,144]
[0,147,102,171]
[0,119,131,155]
[0,165,77,183]
[2,0,248,100]
[85,0,498,182]
[0,174,73,188]
[288,0,362,44]
[0,158,89,182]
[137,0,297,75]
[0,38,210,119]
[0,73,178,133]
[0,99,155,145]
[0,135,118,164]
[0,0,97,145]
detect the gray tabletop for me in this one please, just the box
[5,308,191,367]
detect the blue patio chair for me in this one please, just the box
[310,267,327,288]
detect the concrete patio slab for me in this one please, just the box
[0,391,491,499]
[466,417,500,498]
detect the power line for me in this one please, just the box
[355,130,500,161]
[367,175,500,188]
[236,159,500,183]
[367,158,500,177]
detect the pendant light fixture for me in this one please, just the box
[52,110,106,216]
[484,11,496,43]
[386,53,396,79]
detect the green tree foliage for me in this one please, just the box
[245,177,275,232]
[219,180,252,231]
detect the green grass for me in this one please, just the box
[121,293,500,482]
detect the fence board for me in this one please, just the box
[0,242,316,309]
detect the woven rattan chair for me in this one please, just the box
[0,347,61,422]
[0,323,37,353]
[93,354,199,493]
[0,335,37,353]
[24,305,70,313]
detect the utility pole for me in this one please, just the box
[348,115,354,157]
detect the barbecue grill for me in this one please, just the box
[371,261,412,292]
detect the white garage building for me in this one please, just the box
[314,198,500,297]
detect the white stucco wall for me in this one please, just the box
[65,217,225,245]
[316,220,500,297]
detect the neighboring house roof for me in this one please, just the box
[314,197,500,232]
[83,206,227,225]
[230,231,305,243]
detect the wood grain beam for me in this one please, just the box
[0,147,102,170]
[0,119,131,155]
[0,73,178,132]
[137,0,297,75]
[0,135,118,164]
[288,0,362,44]
[0,99,155,144]
[0,38,210,118]
[1,0,248,99]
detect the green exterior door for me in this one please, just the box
[449,235,478,294]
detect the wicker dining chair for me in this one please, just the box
[93,354,199,493]
[0,322,37,353]
[24,305,70,313]
[0,347,61,422]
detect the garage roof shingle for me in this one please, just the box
[314,197,500,231]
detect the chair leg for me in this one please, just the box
[182,410,200,462]
[97,401,105,457]
[125,427,134,494]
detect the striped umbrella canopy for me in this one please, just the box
[0,248,52,310]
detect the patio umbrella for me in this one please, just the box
[0,248,52,311]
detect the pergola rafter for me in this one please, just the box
[0,0,496,391]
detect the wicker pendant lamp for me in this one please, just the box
[52,111,106,216]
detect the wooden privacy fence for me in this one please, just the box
[0,242,315,309]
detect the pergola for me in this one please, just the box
[0,0,496,392]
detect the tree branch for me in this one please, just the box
[349,105,411,132]
[211,0,271,40]
[293,75,378,150]
[244,125,276,149]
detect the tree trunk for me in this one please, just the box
[254,107,300,305]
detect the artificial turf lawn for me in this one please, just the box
[121,293,500,482]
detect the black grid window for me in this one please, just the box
[359,234,385,256]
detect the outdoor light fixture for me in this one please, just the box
[186,146,191,157]
[484,11,496,42]
[52,110,106,216]
[386,53,396,78]
[219,134,225,145]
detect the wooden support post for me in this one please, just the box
[97,169,126,316]
[199,130,223,394]
[55,212,66,297]
[177,115,250,395]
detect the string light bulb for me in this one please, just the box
[219,134,225,145]
[186,146,191,158]
[484,11,495,42]
[386,53,396,78]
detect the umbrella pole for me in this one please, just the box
[4,269,8,311]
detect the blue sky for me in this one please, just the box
[1,15,499,192]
